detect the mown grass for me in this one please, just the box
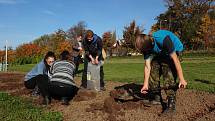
[0,93,62,121]
[8,64,35,72]
[8,55,215,93]
[105,56,215,93]
[2,55,215,121]
[182,62,215,93]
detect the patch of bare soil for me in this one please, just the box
[0,72,215,121]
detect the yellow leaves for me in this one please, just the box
[0,49,16,63]
[16,43,41,57]
[56,41,72,56]
[199,14,214,35]
[150,24,159,33]
[196,12,215,48]
[186,8,193,14]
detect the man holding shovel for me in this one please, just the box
[135,29,187,113]
[81,30,105,91]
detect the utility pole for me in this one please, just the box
[5,40,8,72]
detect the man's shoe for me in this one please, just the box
[162,97,176,114]
[61,97,69,105]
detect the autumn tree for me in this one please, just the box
[49,29,67,53]
[197,13,215,49]
[155,0,214,50]
[102,31,112,49]
[0,47,15,68]
[67,21,87,44]
[0,50,6,64]
[123,20,144,52]
[209,9,215,48]
[15,43,41,64]
[14,22,88,64]
[102,31,117,56]
[33,34,50,55]
[56,41,72,55]
[33,29,70,57]
[0,50,3,63]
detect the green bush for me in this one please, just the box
[13,56,43,65]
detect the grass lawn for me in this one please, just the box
[8,64,35,72]
[2,55,215,121]
[0,93,62,121]
[8,55,215,93]
[105,56,215,93]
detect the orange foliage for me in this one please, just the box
[102,31,112,49]
[0,50,16,63]
[56,41,72,55]
[16,43,41,57]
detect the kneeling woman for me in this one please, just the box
[24,51,56,96]
[40,50,79,105]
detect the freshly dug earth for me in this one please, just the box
[0,72,215,121]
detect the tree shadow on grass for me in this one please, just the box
[194,79,215,86]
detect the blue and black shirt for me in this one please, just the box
[144,30,184,60]
[24,60,49,81]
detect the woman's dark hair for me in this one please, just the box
[44,51,56,60]
[60,50,71,60]
[135,34,154,53]
[44,51,56,67]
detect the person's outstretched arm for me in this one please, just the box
[141,59,151,94]
[170,52,187,88]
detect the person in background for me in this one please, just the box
[72,34,83,75]
[135,29,187,113]
[24,51,56,96]
[39,50,78,105]
[81,30,105,91]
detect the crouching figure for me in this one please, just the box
[39,50,78,105]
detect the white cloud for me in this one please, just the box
[43,10,56,16]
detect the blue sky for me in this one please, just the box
[0,0,167,50]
